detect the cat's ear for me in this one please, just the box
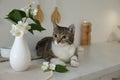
[52,22,58,32]
[52,22,58,28]
[69,24,75,34]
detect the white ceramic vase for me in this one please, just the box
[10,35,31,71]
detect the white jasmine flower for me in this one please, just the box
[22,3,37,16]
[41,62,56,71]
[11,24,17,29]
[43,62,49,66]
[18,21,23,25]
[10,26,24,36]
[28,1,35,6]
[49,64,56,70]
[25,25,31,30]
[30,8,38,16]
[6,1,45,37]
[17,21,31,31]
[20,4,30,12]
[41,65,48,71]
[41,62,49,71]
[10,21,30,37]
[21,5,31,16]
[33,9,38,16]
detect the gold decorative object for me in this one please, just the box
[80,21,92,45]
[34,4,44,23]
[51,0,61,23]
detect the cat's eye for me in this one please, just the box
[62,35,66,39]
[54,34,57,38]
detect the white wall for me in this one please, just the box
[0,0,120,52]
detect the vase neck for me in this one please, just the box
[15,35,24,39]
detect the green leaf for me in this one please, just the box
[28,29,34,34]
[29,19,45,34]
[5,8,46,35]
[28,8,46,34]
[5,9,26,24]
[55,65,69,73]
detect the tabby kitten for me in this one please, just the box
[36,23,79,67]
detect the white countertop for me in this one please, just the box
[0,42,120,80]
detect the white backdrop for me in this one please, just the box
[0,0,120,53]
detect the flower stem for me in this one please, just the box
[24,17,28,23]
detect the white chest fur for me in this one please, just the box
[52,42,76,62]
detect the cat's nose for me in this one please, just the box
[54,40,61,45]
[57,40,61,43]
[57,39,62,43]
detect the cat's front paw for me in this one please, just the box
[70,56,79,67]
[70,60,79,67]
